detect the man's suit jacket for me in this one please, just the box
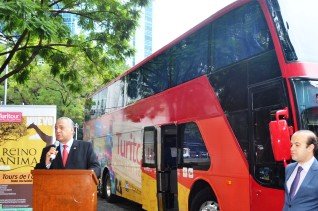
[35,140,101,178]
[283,158,318,211]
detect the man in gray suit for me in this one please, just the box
[283,130,318,210]
[35,117,101,178]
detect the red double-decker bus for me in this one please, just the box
[83,0,318,210]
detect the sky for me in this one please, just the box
[152,0,235,51]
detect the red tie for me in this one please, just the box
[62,145,69,167]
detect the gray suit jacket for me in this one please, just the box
[283,158,318,211]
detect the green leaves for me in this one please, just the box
[0,0,148,125]
[0,0,149,84]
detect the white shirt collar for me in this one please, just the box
[298,156,315,172]
[60,139,73,149]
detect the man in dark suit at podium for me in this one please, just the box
[35,117,101,178]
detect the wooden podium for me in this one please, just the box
[31,170,98,211]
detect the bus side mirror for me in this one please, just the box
[269,107,292,164]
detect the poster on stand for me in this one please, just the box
[0,105,56,210]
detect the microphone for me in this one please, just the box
[50,141,60,161]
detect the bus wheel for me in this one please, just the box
[190,187,219,211]
[102,172,116,202]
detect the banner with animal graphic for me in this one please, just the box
[0,105,56,210]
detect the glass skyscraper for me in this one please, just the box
[128,0,153,67]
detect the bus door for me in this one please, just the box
[157,124,179,211]
[248,79,288,210]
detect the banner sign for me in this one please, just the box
[0,105,56,211]
[0,112,22,123]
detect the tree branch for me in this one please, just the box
[0,38,42,84]
[0,29,29,75]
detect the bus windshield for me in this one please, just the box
[270,0,318,62]
[292,79,318,135]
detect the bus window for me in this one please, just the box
[170,24,210,86]
[248,50,281,85]
[126,70,142,105]
[143,127,156,167]
[211,2,273,70]
[250,80,287,188]
[180,122,210,170]
[106,79,125,112]
[140,52,170,98]
[268,0,318,62]
[291,79,318,135]
[227,110,249,158]
[209,62,248,113]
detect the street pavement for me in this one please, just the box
[97,195,143,211]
